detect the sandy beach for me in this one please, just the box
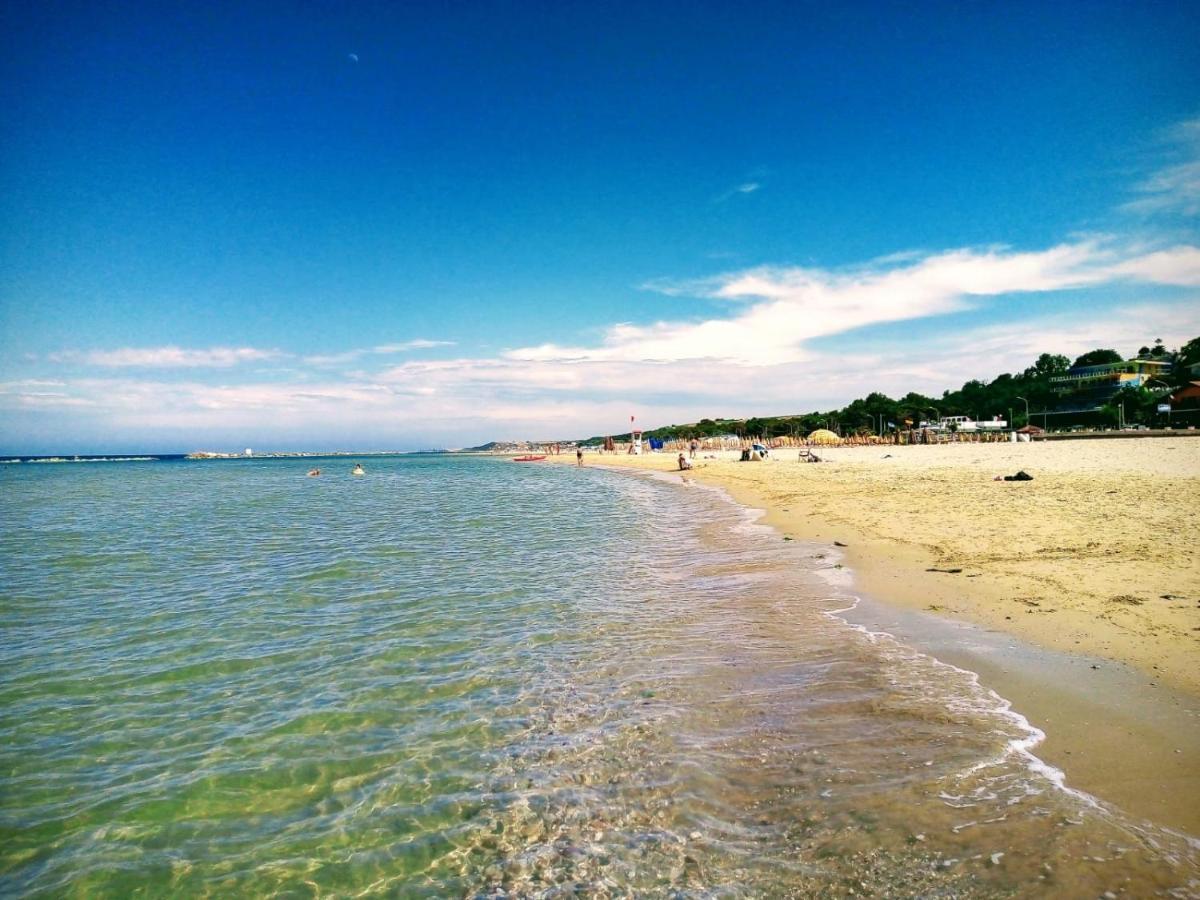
[553,437,1200,833]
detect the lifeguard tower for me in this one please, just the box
[629,415,643,455]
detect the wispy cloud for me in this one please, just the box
[513,240,1200,366]
[1109,245,1200,285]
[8,294,1198,447]
[715,181,763,202]
[14,235,1198,450]
[374,339,454,353]
[44,340,456,371]
[303,339,455,367]
[0,380,96,408]
[12,109,1200,450]
[48,346,284,368]
[1122,117,1200,217]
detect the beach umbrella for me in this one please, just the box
[807,428,840,445]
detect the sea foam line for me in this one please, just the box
[592,464,1200,854]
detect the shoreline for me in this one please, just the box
[550,441,1200,835]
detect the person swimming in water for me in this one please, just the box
[307,467,321,477]
[351,463,365,476]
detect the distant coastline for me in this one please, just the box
[184,449,430,460]
[0,450,454,464]
[0,454,186,464]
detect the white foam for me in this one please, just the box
[819,594,1200,856]
[592,462,1200,855]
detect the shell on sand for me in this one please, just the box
[806,429,840,444]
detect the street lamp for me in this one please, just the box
[1015,396,1029,427]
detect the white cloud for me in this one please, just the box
[1122,117,1200,217]
[45,340,456,370]
[824,298,1200,403]
[510,240,1197,366]
[11,293,1196,446]
[50,346,284,368]
[23,238,1192,438]
[303,339,455,366]
[301,351,364,367]
[715,180,763,202]
[1107,245,1200,286]
[11,233,1200,448]
[0,380,97,408]
[373,339,455,353]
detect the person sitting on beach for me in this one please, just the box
[678,453,693,471]
[351,463,365,476]
[307,467,321,477]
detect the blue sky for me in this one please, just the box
[2,1,1198,452]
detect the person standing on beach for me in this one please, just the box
[576,447,584,466]
[689,438,698,459]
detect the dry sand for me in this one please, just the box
[551,437,1200,832]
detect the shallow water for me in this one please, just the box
[1,456,1196,897]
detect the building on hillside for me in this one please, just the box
[1044,357,1174,424]
[1050,357,1173,399]
[1170,381,1200,404]
[1036,357,1175,428]
[1168,382,1200,425]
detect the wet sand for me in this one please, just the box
[551,437,1200,834]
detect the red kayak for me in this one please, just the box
[512,455,547,462]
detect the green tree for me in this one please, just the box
[1071,348,1123,368]
[1023,353,1070,378]
[895,391,937,426]
[572,337,1200,444]
[1178,337,1200,366]
[1109,385,1161,427]
[1171,336,1200,387]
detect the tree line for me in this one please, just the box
[581,336,1199,444]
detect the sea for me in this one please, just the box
[1,455,1196,898]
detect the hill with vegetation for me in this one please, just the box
[579,336,1199,444]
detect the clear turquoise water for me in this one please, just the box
[1,456,1196,897]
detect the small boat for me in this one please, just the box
[512,455,547,462]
